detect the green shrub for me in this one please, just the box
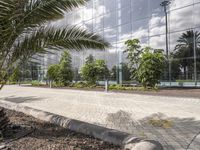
[108,84,153,91]
[124,39,165,89]
[31,80,43,86]
[136,48,165,89]
[47,64,60,82]
[81,55,109,84]
[47,51,73,86]
[58,51,73,85]
[72,82,96,88]
[9,67,21,82]
[52,82,65,87]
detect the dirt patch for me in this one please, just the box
[148,119,173,129]
[0,108,120,150]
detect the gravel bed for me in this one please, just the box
[0,108,121,150]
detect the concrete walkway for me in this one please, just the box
[0,85,200,150]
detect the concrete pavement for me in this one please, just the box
[0,85,200,150]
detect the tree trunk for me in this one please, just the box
[0,108,9,131]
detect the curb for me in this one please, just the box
[0,100,163,150]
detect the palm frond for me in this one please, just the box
[11,26,109,63]
[0,0,110,84]
[0,0,88,50]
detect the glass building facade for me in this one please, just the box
[32,0,200,86]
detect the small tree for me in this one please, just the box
[110,63,131,82]
[137,48,165,88]
[47,64,60,83]
[95,59,109,80]
[9,67,21,83]
[86,54,95,64]
[124,39,165,89]
[81,55,97,84]
[81,55,109,84]
[124,39,143,80]
[47,51,73,86]
[58,51,73,85]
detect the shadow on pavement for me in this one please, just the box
[106,111,200,150]
[3,96,44,104]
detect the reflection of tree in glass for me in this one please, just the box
[173,30,200,80]
[110,63,131,82]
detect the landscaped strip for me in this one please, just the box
[0,100,163,150]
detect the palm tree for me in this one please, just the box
[0,0,109,133]
[0,0,109,89]
[174,30,200,79]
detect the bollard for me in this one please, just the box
[105,80,109,92]
[50,81,52,88]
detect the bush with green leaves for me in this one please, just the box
[9,67,21,82]
[124,39,165,89]
[124,39,143,80]
[31,80,43,86]
[81,55,98,84]
[110,63,131,82]
[47,51,73,86]
[47,64,60,83]
[58,51,73,86]
[136,48,165,88]
[109,84,146,91]
[95,59,110,80]
[72,82,96,88]
[81,55,109,84]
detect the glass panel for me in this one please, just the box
[83,1,93,21]
[104,11,117,29]
[94,0,105,17]
[194,3,200,27]
[74,9,83,25]
[131,0,149,21]
[132,18,149,39]
[170,30,195,82]
[149,34,166,51]
[93,15,104,32]
[104,28,117,43]
[149,14,165,36]
[171,0,193,9]
[83,20,93,32]
[169,6,193,32]
[104,0,116,13]
[120,6,131,25]
[118,23,132,41]
[149,0,164,14]
[120,0,131,8]
[194,28,200,84]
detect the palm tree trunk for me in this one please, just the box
[0,84,4,90]
[0,108,9,131]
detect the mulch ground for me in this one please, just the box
[112,87,200,99]
[27,85,200,99]
[0,108,120,150]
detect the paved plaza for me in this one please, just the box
[0,85,200,150]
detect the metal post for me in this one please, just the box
[161,0,171,86]
[194,32,197,86]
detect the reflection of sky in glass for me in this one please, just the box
[48,0,200,68]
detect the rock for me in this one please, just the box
[127,140,163,150]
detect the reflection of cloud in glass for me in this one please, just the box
[47,0,199,68]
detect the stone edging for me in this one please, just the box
[0,100,163,150]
